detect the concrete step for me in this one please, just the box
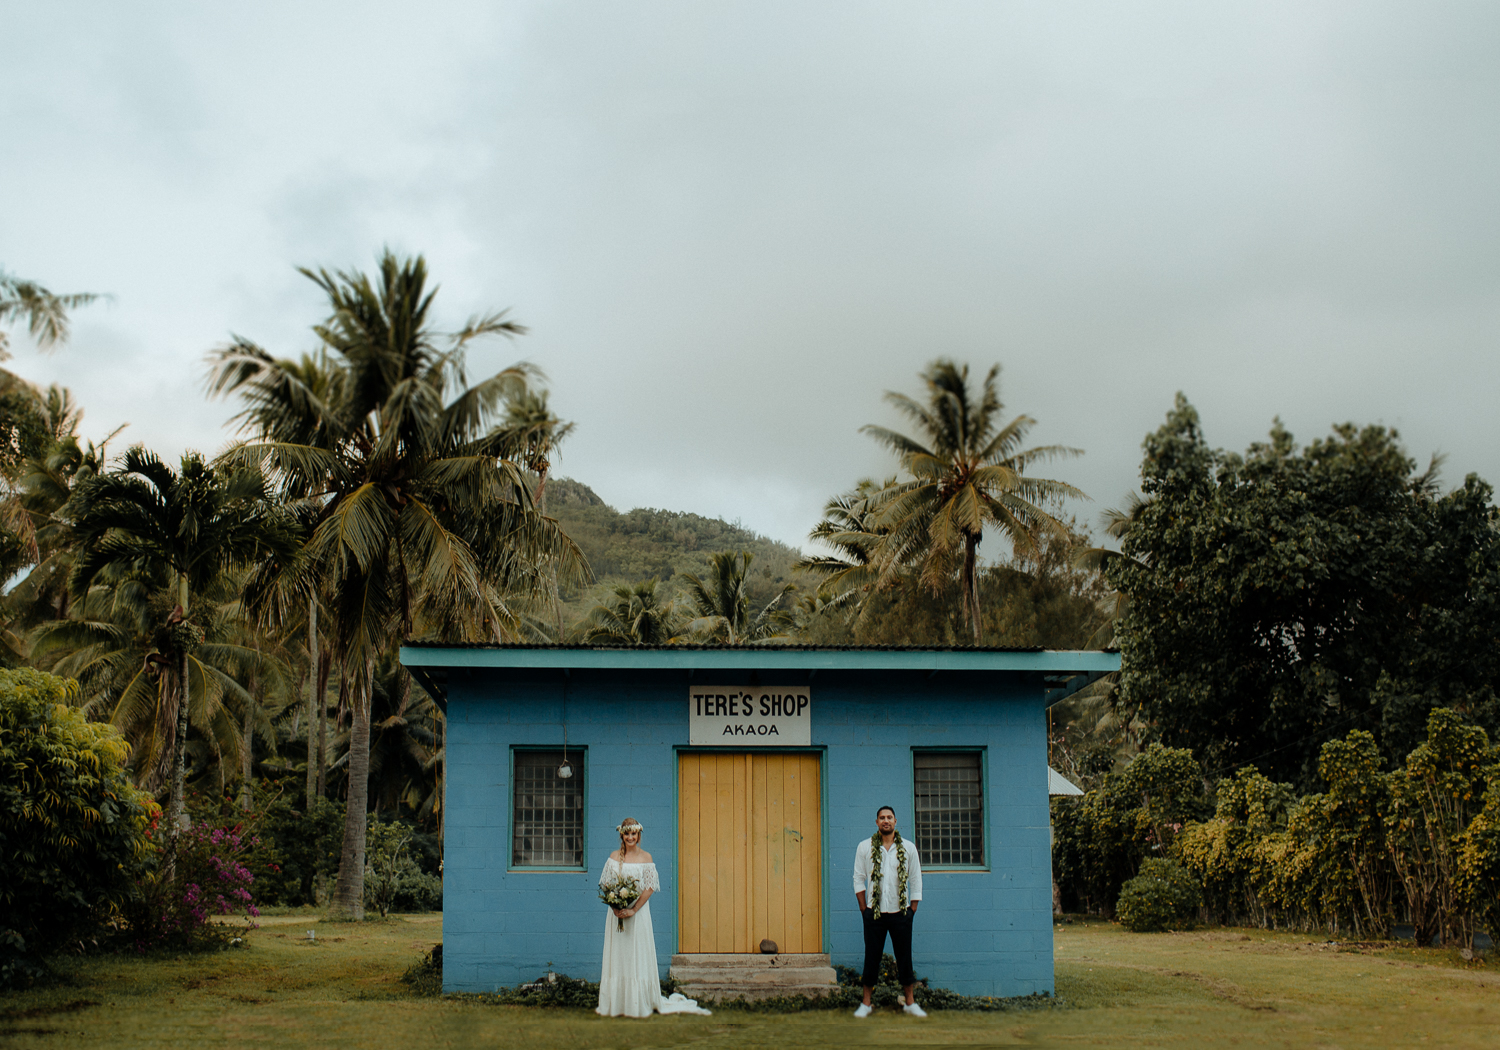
[668,953,839,1003]
[670,952,832,968]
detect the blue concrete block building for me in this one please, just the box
[399,644,1118,997]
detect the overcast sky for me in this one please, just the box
[4,2,1499,552]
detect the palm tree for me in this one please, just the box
[366,649,445,829]
[35,547,291,798]
[65,447,297,831]
[0,390,121,657]
[861,360,1084,644]
[1070,492,1152,643]
[494,389,575,508]
[493,389,575,638]
[206,351,338,807]
[0,270,102,358]
[0,272,102,507]
[579,578,682,645]
[217,585,302,810]
[796,477,897,617]
[680,551,792,644]
[206,250,586,919]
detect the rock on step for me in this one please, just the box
[668,953,839,1003]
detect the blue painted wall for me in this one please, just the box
[441,666,1053,997]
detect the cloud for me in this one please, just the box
[4,2,1498,550]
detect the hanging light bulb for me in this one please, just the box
[558,672,573,778]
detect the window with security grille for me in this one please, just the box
[512,749,585,868]
[913,750,985,866]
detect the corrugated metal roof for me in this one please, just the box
[402,643,1120,710]
[402,640,1117,653]
[400,642,1120,677]
[1048,767,1085,796]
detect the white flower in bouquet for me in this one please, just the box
[598,872,643,931]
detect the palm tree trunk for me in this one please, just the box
[537,468,565,641]
[330,654,373,920]
[963,534,983,645]
[305,597,319,807]
[316,648,332,798]
[436,714,445,839]
[170,647,190,831]
[240,675,256,811]
[169,574,192,834]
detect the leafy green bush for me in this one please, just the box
[1456,776,1500,944]
[0,669,157,985]
[251,790,345,907]
[365,816,442,915]
[188,781,345,907]
[1171,713,1496,943]
[1116,859,1201,932]
[401,943,443,997]
[1174,767,1295,925]
[1386,709,1497,947]
[124,821,261,952]
[1051,743,1209,914]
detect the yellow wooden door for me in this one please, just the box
[677,752,822,953]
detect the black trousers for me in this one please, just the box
[860,908,914,987]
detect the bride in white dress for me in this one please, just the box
[596,818,710,1018]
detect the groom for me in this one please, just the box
[851,805,925,1018]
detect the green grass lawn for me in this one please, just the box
[3,914,1495,1049]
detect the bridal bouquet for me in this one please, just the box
[599,872,643,931]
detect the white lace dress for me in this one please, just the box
[596,858,710,1017]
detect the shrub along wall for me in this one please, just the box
[0,669,158,984]
[1050,743,1210,917]
[1053,709,1500,946]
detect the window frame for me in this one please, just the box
[508,745,589,873]
[909,747,989,872]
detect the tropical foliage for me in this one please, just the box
[797,477,894,615]
[10,244,1499,967]
[1111,395,1500,788]
[65,447,296,831]
[578,577,683,644]
[853,360,1084,642]
[801,511,1112,650]
[0,269,102,359]
[679,550,793,644]
[207,250,584,918]
[1056,709,1500,947]
[0,669,157,984]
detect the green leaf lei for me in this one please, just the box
[868,830,908,919]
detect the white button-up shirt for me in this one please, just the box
[853,836,923,912]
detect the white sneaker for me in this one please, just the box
[853,1003,873,1018]
[903,1002,928,1018]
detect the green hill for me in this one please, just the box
[545,480,1108,651]
[547,478,808,633]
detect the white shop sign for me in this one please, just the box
[688,687,811,745]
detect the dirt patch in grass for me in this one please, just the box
[0,999,101,1022]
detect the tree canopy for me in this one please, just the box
[857,360,1084,643]
[1112,394,1500,789]
[207,250,584,918]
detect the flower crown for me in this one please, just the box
[616,821,643,835]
